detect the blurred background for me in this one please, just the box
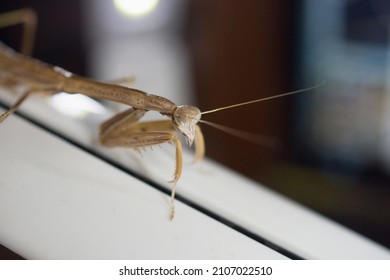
[0,0,389,258]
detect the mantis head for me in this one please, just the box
[173,105,201,146]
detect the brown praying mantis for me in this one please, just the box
[0,9,321,220]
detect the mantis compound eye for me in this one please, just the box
[173,105,201,146]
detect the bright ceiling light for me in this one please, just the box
[113,0,159,18]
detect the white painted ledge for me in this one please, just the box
[0,111,285,259]
[0,91,389,259]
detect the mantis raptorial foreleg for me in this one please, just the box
[100,107,205,220]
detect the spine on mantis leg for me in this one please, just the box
[62,76,178,115]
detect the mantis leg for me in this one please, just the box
[0,89,34,122]
[0,9,46,123]
[0,88,56,123]
[100,108,183,220]
[0,8,37,55]
[0,90,28,122]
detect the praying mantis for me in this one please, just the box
[0,9,321,220]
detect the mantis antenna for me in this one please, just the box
[201,82,324,115]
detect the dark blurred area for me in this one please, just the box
[0,0,86,76]
[0,0,389,259]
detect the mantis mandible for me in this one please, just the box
[0,9,321,220]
